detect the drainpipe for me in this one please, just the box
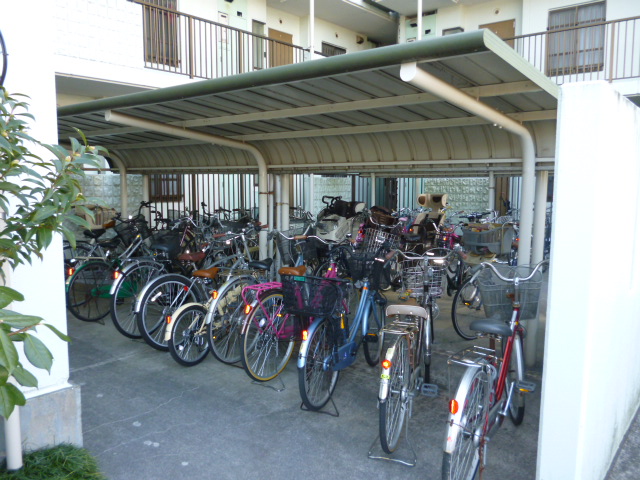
[400,62,536,266]
[104,110,270,259]
[108,154,128,217]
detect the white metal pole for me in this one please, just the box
[488,171,495,212]
[109,154,129,217]
[417,0,423,41]
[268,174,274,259]
[282,174,291,231]
[309,0,315,59]
[4,408,22,471]
[532,170,548,264]
[371,172,376,206]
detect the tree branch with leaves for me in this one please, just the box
[0,88,106,417]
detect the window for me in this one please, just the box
[142,0,180,66]
[547,1,606,76]
[150,174,183,202]
[321,42,346,57]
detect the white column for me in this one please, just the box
[371,173,376,206]
[417,0,423,41]
[309,0,315,58]
[282,174,290,231]
[488,171,495,212]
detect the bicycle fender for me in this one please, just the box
[378,343,397,402]
[108,259,161,296]
[444,366,486,454]
[164,302,201,342]
[297,317,324,368]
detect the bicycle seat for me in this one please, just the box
[99,238,121,249]
[248,258,273,271]
[386,304,428,319]
[278,264,306,276]
[192,267,220,280]
[469,318,512,337]
[83,228,106,239]
[177,252,206,263]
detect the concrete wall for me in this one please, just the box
[537,82,640,479]
[418,177,490,214]
[1,0,82,451]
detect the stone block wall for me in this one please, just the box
[313,176,353,215]
[418,177,489,213]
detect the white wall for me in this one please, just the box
[435,0,521,36]
[537,81,640,479]
[2,1,70,397]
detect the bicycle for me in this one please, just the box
[238,234,349,382]
[377,247,452,454]
[297,241,392,412]
[442,260,546,480]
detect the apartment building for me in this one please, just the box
[1,1,640,479]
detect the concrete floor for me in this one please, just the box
[68,284,544,480]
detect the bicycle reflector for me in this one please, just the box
[244,304,252,315]
[449,399,459,415]
[113,270,121,280]
[381,359,392,370]
[66,267,75,277]
[212,290,219,300]
[302,330,308,341]
[166,315,172,324]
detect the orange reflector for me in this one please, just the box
[212,290,219,300]
[449,399,459,415]
[113,270,121,280]
[302,330,308,341]
[67,267,75,277]
[244,304,252,315]
[166,316,172,324]
[183,286,189,291]
[381,359,392,370]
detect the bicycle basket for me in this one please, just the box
[280,275,346,318]
[346,251,387,291]
[462,224,515,255]
[401,249,449,299]
[362,228,399,253]
[476,265,543,321]
[113,222,137,246]
[275,226,316,266]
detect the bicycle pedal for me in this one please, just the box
[364,333,378,343]
[421,383,438,397]
[515,380,537,393]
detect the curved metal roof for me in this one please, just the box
[57,29,558,177]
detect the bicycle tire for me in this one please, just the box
[136,274,205,351]
[298,317,340,411]
[168,303,210,366]
[451,278,484,341]
[207,276,257,364]
[379,335,410,454]
[240,290,295,382]
[66,260,113,322]
[363,293,387,366]
[110,261,165,339]
[442,367,487,480]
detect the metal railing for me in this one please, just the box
[136,1,307,79]
[506,15,640,84]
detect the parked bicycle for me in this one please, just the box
[442,260,547,480]
[377,247,452,454]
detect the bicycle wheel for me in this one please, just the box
[63,241,95,268]
[451,279,484,341]
[503,331,526,425]
[379,335,410,454]
[66,260,113,322]
[208,276,257,364]
[110,262,165,339]
[442,367,488,480]
[137,274,203,351]
[363,293,387,366]
[241,291,295,382]
[168,303,210,366]
[298,317,340,411]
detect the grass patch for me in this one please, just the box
[0,444,105,480]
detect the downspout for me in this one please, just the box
[400,62,536,266]
[104,111,270,258]
[108,154,129,217]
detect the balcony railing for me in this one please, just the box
[136,1,307,79]
[506,15,640,84]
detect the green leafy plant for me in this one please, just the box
[0,88,106,418]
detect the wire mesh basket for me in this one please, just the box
[280,275,346,318]
[401,248,450,299]
[346,251,389,291]
[275,226,316,265]
[476,265,543,321]
[462,223,515,255]
[362,228,399,253]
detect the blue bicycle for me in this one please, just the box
[297,243,392,411]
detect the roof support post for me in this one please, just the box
[400,62,536,265]
[488,171,495,212]
[371,172,376,206]
[104,110,270,259]
[281,174,290,232]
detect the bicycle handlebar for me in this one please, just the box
[470,259,549,284]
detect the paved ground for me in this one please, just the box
[68,282,545,480]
